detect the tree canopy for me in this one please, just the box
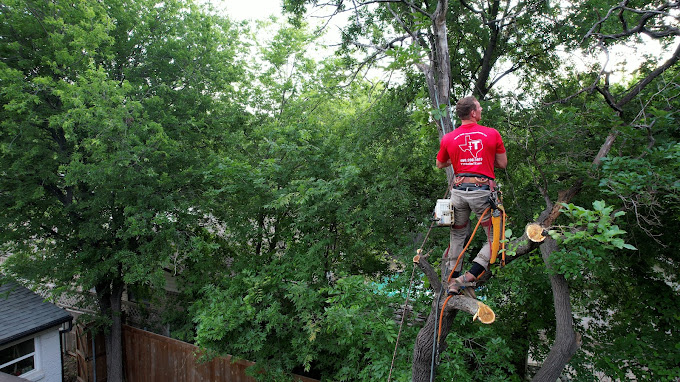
[0,0,244,378]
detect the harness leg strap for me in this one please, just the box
[452,221,469,229]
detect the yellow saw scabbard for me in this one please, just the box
[489,211,502,264]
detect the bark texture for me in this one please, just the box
[411,255,496,382]
[97,278,125,382]
[411,296,456,382]
[531,238,581,381]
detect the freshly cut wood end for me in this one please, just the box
[526,223,546,242]
[473,301,495,324]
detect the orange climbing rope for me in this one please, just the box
[388,179,508,380]
[437,207,490,340]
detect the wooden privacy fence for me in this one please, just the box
[123,325,320,382]
[75,325,107,382]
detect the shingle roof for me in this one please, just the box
[0,282,73,347]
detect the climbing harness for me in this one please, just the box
[437,207,489,341]
[435,183,507,362]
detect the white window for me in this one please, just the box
[0,338,36,377]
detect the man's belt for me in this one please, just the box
[453,183,490,191]
[454,176,490,185]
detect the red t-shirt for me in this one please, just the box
[436,123,506,179]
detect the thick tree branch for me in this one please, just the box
[541,179,584,228]
[474,0,501,99]
[583,0,628,42]
[488,54,537,90]
[617,5,628,31]
[585,1,680,41]
[414,251,442,292]
[43,183,73,206]
[442,292,487,316]
[504,232,541,266]
[548,40,680,117]
[531,238,581,381]
[414,255,493,317]
[595,80,622,114]
[592,130,620,166]
[459,0,484,17]
[615,41,680,108]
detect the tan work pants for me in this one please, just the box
[445,189,493,274]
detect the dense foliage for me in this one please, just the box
[0,0,244,378]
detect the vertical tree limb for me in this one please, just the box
[531,238,581,381]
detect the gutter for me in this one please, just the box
[0,315,73,348]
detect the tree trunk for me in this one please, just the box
[411,293,457,382]
[431,0,454,139]
[97,278,125,382]
[473,0,501,100]
[410,253,493,382]
[531,238,581,381]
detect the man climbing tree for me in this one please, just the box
[435,96,507,294]
[405,95,509,382]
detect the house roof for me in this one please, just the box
[0,282,73,347]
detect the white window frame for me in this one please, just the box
[0,336,40,378]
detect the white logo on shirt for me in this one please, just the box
[458,134,484,158]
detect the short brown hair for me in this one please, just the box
[455,96,478,119]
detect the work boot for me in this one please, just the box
[446,275,465,295]
[447,273,476,296]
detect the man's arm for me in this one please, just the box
[436,159,451,169]
[494,152,507,169]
